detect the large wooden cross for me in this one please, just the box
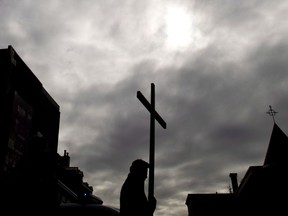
[137,83,166,202]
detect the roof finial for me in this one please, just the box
[266,105,278,123]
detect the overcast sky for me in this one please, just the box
[1,0,288,215]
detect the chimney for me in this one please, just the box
[229,173,238,193]
[62,150,70,166]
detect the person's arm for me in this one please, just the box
[148,196,157,215]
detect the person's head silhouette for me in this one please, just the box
[129,159,149,180]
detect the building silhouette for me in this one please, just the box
[186,122,288,215]
[0,45,102,212]
[57,150,103,205]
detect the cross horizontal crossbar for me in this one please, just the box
[137,91,167,129]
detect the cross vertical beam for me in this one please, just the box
[137,83,166,203]
[149,83,155,202]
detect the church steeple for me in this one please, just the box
[264,105,288,166]
[263,123,288,166]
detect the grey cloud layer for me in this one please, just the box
[1,1,288,216]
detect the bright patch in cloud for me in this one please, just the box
[164,5,193,50]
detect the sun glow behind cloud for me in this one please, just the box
[164,5,194,50]
[162,4,209,54]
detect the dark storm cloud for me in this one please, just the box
[65,30,288,212]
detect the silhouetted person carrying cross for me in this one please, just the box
[120,159,157,216]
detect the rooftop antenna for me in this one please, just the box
[266,105,278,123]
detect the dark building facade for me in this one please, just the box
[186,123,288,215]
[0,45,103,213]
[0,45,60,175]
[0,45,60,212]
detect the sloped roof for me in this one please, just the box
[263,123,288,166]
[186,193,235,215]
